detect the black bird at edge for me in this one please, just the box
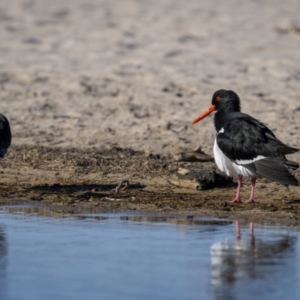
[0,114,11,158]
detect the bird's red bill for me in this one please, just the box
[192,105,216,124]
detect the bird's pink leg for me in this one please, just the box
[230,175,243,203]
[244,177,256,204]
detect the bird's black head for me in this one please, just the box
[192,89,241,125]
[212,89,241,112]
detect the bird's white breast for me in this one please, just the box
[213,129,254,178]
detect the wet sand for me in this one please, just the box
[1,0,300,224]
[1,145,300,225]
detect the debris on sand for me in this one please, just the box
[168,167,232,191]
[173,146,214,162]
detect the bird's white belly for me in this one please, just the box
[213,139,254,177]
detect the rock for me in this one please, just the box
[168,167,232,190]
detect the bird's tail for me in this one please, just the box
[284,160,299,171]
[250,157,299,186]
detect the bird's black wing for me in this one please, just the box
[217,114,298,161]
[217,114,299,186]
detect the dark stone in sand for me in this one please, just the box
[168,168,232,191]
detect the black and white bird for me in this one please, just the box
[192,90,299,203]
[0,114,11,158]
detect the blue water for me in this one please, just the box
[0,206,299,300]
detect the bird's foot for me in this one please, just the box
[244,197,255,204]
[230,197,242,203]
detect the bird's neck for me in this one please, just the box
[214,109,239,132]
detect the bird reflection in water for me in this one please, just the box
[210,221,296,299]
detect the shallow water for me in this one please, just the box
[0,206,299,300]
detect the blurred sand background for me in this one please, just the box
[1,0,300,156]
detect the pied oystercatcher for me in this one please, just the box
[192,89,299,203]
[0,114,11,158]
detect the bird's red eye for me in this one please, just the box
[216,96,222,101]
